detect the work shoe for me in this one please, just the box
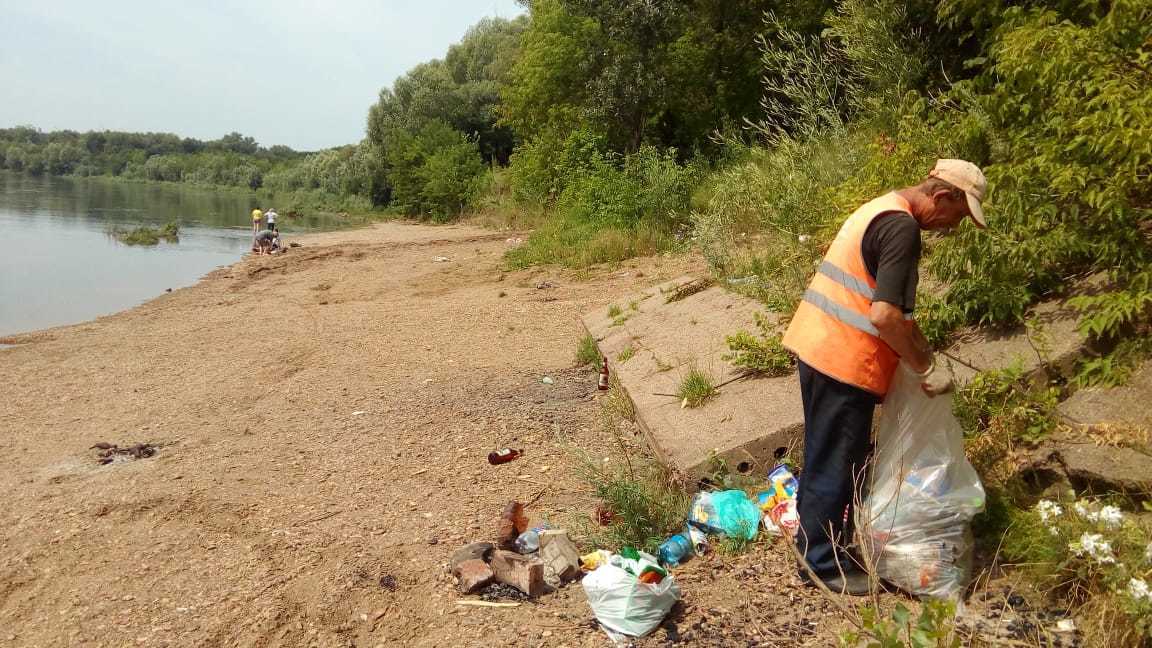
[799,569,872,596]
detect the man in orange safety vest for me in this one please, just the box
[781,159,988,595]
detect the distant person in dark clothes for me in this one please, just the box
[252,229,276,255]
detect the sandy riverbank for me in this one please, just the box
[0,221,854,647]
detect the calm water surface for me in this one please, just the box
[0,172,347,336]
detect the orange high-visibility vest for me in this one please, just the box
[782,192,914,396]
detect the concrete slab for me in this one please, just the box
[1058,360,1152,429]
[582,277,804,479]
[942,293,1089,386]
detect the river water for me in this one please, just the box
[0,172,343,337]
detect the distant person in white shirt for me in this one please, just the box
[265,208,278,231]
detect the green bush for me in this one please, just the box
[927,0,1152,333]
[841,600,959,648]
[113,221,180,246]
[384,120,489,221]
[506,144,701,268]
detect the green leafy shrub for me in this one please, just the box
[927,0,1152,334]
[383,120,489,221]
[114,221,180,246]
[953,364,1059,443]
[840,600,959,648]
[723,312,794,376]
[580,457,689,555]
[506,145,701,268]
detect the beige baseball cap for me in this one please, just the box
[929,159,987,228]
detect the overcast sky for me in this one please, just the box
[0,0,525,151]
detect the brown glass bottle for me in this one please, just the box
[597,356,610,390]
[487,448,522,465]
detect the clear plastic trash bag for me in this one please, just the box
[859,364,986,599]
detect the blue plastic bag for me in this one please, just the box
[688,490,761,540]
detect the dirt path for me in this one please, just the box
[0,222,848,647]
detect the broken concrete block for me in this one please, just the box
[452,559,495,594]
[1056,442,1152,497]
[581,276,804,479]
[943,275,1106,386]
[449,542,494,571]
[488,549,546,597]
[538,530,580,587]
[1024,429,1152,499]
[1058,360,1152,430]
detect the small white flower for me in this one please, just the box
[1035,500,1063,522]
[1098,505,1124,530]
[1128,578,1152,601]
[1072,533,1116,564]
[1073,501,1100,523]
[1048,526,1060,537]
[1145,542,1152,563]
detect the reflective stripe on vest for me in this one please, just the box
[818,260,874,300]
[781,192,914,395]
[804,263,915,334]
[803,287,880,336]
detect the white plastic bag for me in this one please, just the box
[860,364,986,599]
[582,553,681,637]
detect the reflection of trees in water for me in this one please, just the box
[0,171,358,232]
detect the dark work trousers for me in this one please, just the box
[795,360,878,577]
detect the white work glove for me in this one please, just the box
[915,357,954,397]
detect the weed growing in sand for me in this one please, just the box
[677,366,717,408]
[580,456,689,554]
[841,600,959,648]
[607,304,622,318]
[575,334,602,369]
[577,381,687,554]
[617,346,636,363]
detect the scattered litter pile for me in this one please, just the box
[454,376,985,641]
[450,501,582,601]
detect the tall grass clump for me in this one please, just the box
[677,366,718,408]
[575,333,602,369]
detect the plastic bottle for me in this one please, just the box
[657,533,693,567]
[487,448,522,465]
[597,356,610,390]
[514,529,541,554]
